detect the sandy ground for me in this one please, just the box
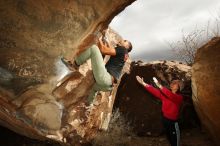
[92,128,215,146]
[0,126,215,146]
[112,129,214,146]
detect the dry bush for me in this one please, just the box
[92,109,134,146]
[169,29,205,65]
[169,12,220,66]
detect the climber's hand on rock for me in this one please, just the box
[98,36,103,44]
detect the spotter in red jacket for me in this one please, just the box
[145,85,183,121]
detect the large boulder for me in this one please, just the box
[115,61,200,136]
[0,0,135,145]
[192,37,220,145]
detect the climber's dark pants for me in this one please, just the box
[162,116,180,146]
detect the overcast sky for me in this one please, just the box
[110,0,220,62]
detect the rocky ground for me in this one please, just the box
[96,128,214,146]
[0,125,215,146]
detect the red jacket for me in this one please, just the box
[145,85,183,121]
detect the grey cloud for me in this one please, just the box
[110,0,220,62]
[131,48,175,62]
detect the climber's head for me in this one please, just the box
[119,40,132,52]
[170,79,184,93]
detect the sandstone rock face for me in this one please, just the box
[192,37,220,145]
[115,61,199,136]
[0,0,135,144]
